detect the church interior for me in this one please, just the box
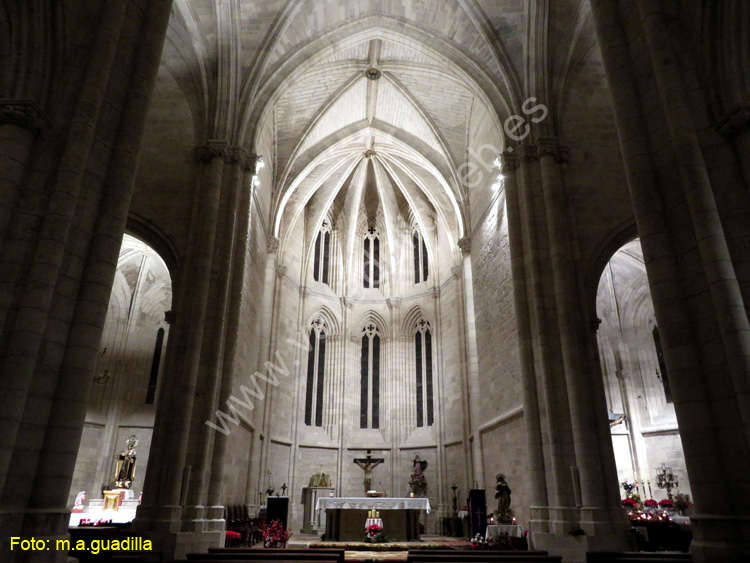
[1,1,749,562]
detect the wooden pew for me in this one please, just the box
[586,554,691,563]
[406,552,562,563]
[207,548,344,563]
[186,552,339,562]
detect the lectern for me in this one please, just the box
[468,489,486,537]
[266,496,289,529]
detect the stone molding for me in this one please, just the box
[716,103,750,138]
[386,297,401,310]
[451,265,463,278]
[275,264,287,278]
[0,100,51,135]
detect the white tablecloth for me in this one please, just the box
[315,497,431,513]
[485,524,524,539]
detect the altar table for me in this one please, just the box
[315,497,431,541]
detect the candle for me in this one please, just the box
[410,492,414,497]
[376,511,380,518]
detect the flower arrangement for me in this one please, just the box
[622,498,639,509]
[364,524,388,543]
[470,533,487,549]
[488,531,529,551]
[260,519,291,548]
[644,499,658,508]
[409,474,427,496]
[673,493,692,513]
[620,480,637,495]
[658,499,674,509]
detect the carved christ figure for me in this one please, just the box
[353,450,384,495]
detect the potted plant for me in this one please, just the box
[363,524,388,543]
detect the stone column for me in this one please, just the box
[0,101,49,248]
[457,236,484,488]
[506,142,628,558]
[591,1,750,560]
[0,2,173,560]
[501,151,547,511]
[135,143,228,554]
[207,154,257,515]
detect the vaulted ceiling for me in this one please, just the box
[135,0,604,259]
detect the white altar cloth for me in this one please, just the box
[316,496,431,513]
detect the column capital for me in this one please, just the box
[341,296,354,309]
[386,297,401,310]
[194,140,230,163]
[275,264,287,278]
[716,103,750,138]
[500,149,520,170]
[0,100,51,135]
[299,285,310,297]
[458,236,471,255]
[536,138,569,163]
[267,236,280,254]
[451,265,463,278]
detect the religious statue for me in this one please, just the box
[114,435,138,489]
[72,491,86,513]
[409,453,428,496]
[354,450,384,494]
[494,473,513,523]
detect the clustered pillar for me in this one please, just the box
[504,142,628,559]
[590,1,750,560]
[0,1,173,561]
[135,144,259,556]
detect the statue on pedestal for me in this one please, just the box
[114,436,138,489]
[494,473,513,523]
[409,453,428,497]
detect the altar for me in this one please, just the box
[315,497,431,542]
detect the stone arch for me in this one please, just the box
[305,305,341,336]
[354,310,389,339]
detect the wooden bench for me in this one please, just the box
[408,550,550,557]
[587,553,691,563]
[186,552,339,562]
[177,560,337,563]
[207,549,344,563]
[406,552,562,563]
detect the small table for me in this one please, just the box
[316,497,430,541]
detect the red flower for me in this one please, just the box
[644,499,658,507]
[622,498,639,508]
[366,524,382,534]
[659,499,673,508]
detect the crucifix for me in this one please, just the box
[353,450,384,495]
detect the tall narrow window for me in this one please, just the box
[145,328,165,404]
[413,229,429,283]
[360,324,381,429]
[363,228,380,288]
[305,318,328,426]
[652,326,672,403]
[415,319,434,427]
[313,221,331,284]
